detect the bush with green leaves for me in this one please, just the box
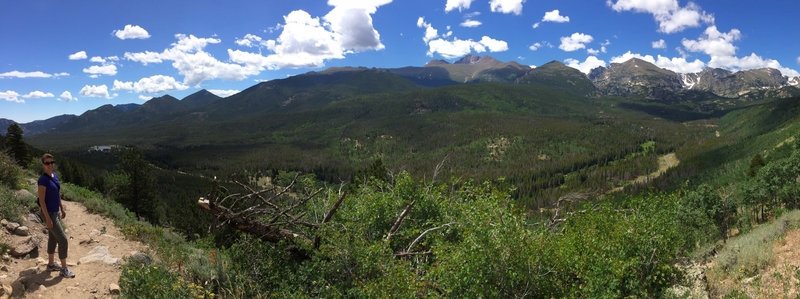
[0,151,22,189]
[120,260,214,299]
[742,145,800,222]
[211,172,694,298]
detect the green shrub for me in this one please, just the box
[0,152,22,189]
[120,260,213,299]
[62,183,137,223]
[0,187,36,223]
[0,242,10,255]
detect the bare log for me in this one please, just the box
[313,191,348,249]
[405,222,454,253]
[386,200,415,241]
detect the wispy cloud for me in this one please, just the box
[0,71,69,79]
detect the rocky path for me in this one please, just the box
[1,200,147,298]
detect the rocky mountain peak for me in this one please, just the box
[424,59,450,67]
[454,54,481,64]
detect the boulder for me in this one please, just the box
[79,246,119,265]
[108,283,120,295]
[10,237,38,258]
[0,219,7,226]
[4,222,19,232]
[129,251,152,265]
[13,226,29,236]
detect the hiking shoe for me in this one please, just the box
[46,263,62,272]
[60,267,75,278]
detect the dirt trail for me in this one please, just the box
[1,200,146,298]
[609,153,680,193]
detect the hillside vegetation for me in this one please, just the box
[7,57,800,297]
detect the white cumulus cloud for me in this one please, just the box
[559,32,593,52]
[0,71,69,78]
[123,51,163,65]
[565,56,607,74]
[112,75,189,94]
[417,17,439,43]
[460,19,482,27]
[113,24,151,40]
[0,90,22,103]
[79,84,113,99]
[208,89,240,97]
[652,39,667,49]
[82,64,117,77]
[611,51,706,73]
[235,34,264,48]
[542,9,570,23]
[681,26,799,76]
[445,0,474,12]
[59,91,77,102]
[607,0,713,33]
[68,51,87,60]
[417,17,508,59]
[479,36,508,52]
[125,34,255,85]
[709,54,799,77]
[123,2,391,85]
[681,26,740,57]
[489,0,525,15]
[21,91,54,99]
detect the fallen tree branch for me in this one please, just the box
[197,198,312,246]
[394,250,432,258]
[314,191,348,249]
[406,222,454,253]
[386,200,415,241]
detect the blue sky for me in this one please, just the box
[1,0,799,123]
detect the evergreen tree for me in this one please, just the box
[5,124,28,167]
[116,148,161,224]
[746,153,765,177]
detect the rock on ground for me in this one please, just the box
[109,283,120,295]
[13,226,29,236]
[79,246,119,265]
[4,222,19,232]
[10,237,38,258]
[129,251,152,265]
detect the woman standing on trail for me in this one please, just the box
[37,153,76,278]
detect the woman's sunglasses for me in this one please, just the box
[44,161,56,165]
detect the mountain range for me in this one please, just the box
[3,55,800,140]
